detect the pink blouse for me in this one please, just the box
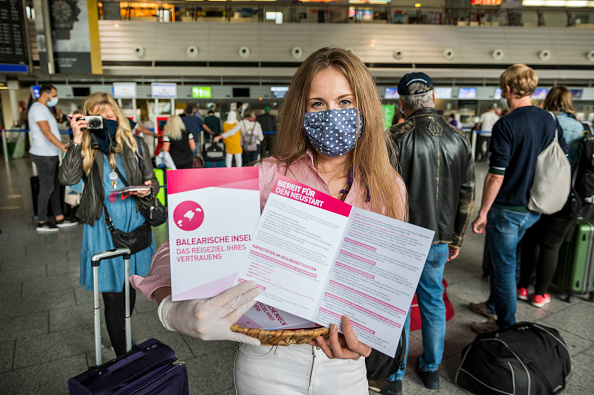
[130,151,406,300]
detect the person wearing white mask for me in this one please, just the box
[28,83,78,232]
[215,110,243,167]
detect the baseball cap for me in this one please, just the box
[265,106,271,112]
[397,72,434,96]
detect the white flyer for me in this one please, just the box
[235,175,435,356]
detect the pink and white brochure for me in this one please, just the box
[167,168,260,301]
[235,175,435,357]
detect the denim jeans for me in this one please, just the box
[390,243,449,380]
[485,208,540,328]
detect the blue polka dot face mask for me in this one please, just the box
[303,108,363,157]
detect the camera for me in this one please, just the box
[77,116,103,130]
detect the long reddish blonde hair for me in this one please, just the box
[80,92,138,175]
[274,47,407,221]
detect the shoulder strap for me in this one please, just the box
[114,167,130,187]
[548,111,559,141]
[103,205,116,231]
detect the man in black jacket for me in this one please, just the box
[256,106,277,158]
[373,73,475,394]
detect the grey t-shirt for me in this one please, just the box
[28,102,62,156]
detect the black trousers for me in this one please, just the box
[31,154,62,222]
[102,286,137,356]
[519,214,574,296]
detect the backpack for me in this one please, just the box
[455,322,571,395]
[242,121,259,152]
[527,113,571,214]
[574,133,594,204]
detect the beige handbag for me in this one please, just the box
[527,112,571,214]
[230,325,329,346]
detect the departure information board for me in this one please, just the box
[0,0,27,65]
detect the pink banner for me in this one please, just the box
[272,175,352,217]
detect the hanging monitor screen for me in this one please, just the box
[271,86,289,98]
[458,88,477,99]
[384,87,400,99]
[434,87,452,99]
[570,89,583,99]
[73,87,91,97]
[152,83,177,98]
[31,85,41,99]
[192,87,212,99]
[494,87,502,99]
[531,88,549,100]
[113,83,137,99]
[233,87,250,97]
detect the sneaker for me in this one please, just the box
[36,222,59,233]
[368,379,402,395]
[56,218,78,228]
[531,293,551,308]
[468,302,497,321]
[471,320,500,334]
[517,287,529,301]
[417,366,440,389]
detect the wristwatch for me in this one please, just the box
[49,0,81,40]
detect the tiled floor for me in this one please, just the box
[1,157,593,394]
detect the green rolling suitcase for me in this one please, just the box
[554,218,594,302]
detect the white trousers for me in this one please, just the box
[234,343,368,395]
[226,153,242,168]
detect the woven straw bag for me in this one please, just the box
[230,325,329,346]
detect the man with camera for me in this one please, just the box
[28,84,78,232]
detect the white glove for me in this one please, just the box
[158,281,262,346]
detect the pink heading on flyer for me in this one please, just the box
[168,168,259,195]
[272,175,352,217]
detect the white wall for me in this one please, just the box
[98,21,594,80]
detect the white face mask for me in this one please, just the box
[499,97,509,109]
[47,96,59,107]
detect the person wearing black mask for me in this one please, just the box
[59,92,158,357]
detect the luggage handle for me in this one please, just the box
[91,248,133,366]
[106,351,143,373]
[91,248,131,266]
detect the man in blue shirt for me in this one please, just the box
[470,64,567,334]
[182,105,212,156]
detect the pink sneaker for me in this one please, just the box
[517,287,529,301]
[531,294,551,308]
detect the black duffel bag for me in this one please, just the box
[455,322,571,395]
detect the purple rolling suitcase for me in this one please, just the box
[68,248,189,394]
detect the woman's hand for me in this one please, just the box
[69,114,86,144]
[158,281,262,345]
[133,180,152,198]
[309,315,371,360]
[213,135,222,142]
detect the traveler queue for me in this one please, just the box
[26,50,592,394]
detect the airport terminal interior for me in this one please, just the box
[1,0,594,394]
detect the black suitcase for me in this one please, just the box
[455,322,571,395]
[68,248,189,394]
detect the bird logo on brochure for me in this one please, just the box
[173,201,205,231]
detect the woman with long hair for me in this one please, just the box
[130,47,407,394]
[59,92,158,356]
[518,85,586,307]
[161,114,196,169]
